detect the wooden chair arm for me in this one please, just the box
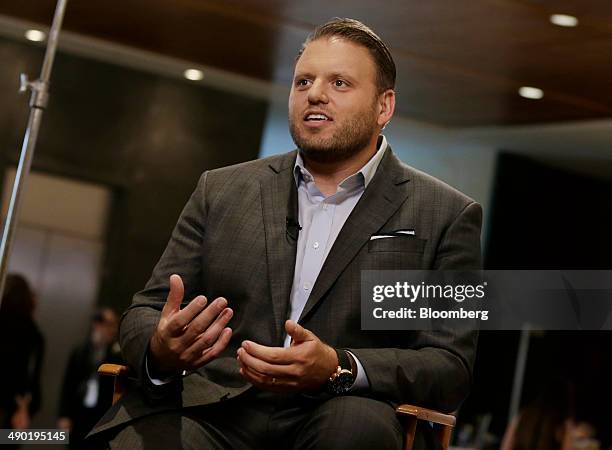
[396,404,456,427]
[98,363,130,377]
[98,364,131,405]
[396,404,456,450]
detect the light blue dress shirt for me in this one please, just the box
[285,136,388,391]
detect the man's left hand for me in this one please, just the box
[237,320,338,392]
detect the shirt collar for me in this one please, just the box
[293,135,388,188]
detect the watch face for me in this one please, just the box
[329,370,354,395]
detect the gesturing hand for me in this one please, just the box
[149,274,233,374]
[236,320,338,392]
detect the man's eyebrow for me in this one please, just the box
[329,71,353,79]
[293,72,314,80]
[329,72,358,84]
[293,71,358,82]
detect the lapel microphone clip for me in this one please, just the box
[286,217,302,241]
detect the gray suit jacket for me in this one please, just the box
[92,147,482,434]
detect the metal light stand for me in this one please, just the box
[0,0,69,306]
[508,325,531,424]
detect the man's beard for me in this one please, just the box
[289,108,378,164]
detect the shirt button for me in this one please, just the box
[303,282,311,291]
[313,242,319,249]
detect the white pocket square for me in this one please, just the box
[370,229,416,240]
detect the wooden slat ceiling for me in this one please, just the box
[1,0,611,126]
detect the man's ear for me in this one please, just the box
[377,89,395,128]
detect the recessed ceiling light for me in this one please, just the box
[183,69,204,81]
[24,29,46,42]
[518,86,544,100]
[550,14,579,27]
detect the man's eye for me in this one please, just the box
[296,79,310,87]
[334,80,346,87]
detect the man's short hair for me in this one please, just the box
[297,18,396,94]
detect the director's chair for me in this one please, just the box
[98,363,455,450]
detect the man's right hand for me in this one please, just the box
[149,274,233,375]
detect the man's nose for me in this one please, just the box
[307,80,329,104]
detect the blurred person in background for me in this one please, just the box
[58,308,121,448]
[500,379,599,450]
[0,274,44,433]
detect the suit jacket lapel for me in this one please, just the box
[298,148,412,323]
[260,151,299,344]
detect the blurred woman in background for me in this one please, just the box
[0,274,44,432]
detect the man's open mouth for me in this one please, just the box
[304,113,332,122]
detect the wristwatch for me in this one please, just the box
[326,348,357,395]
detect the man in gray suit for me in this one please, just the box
[90,18,482,450]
